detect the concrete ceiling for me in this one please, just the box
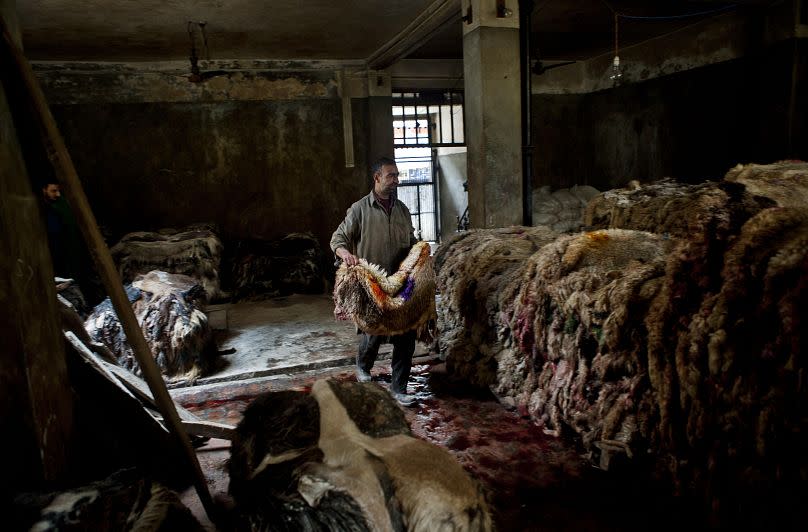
[409,0,779,61]
[17,0,780,63]
[17,0,437,61]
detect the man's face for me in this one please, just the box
[42,183,61,203]
[374,164,400,198]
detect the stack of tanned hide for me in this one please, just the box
[333,241,436,337]
[434,226,558,385]
[85,271,216,381]
[228,379,492,532]
[436,161,808,523]
[110,224,224,300]
[228,232,325,300]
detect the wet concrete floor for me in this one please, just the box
[176,295,703,530]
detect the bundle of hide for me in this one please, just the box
[499,229,672,452]
[583,178,770,239]
[11,469,203,531]
[110,224,223,300]
[228,232,324,300]
[84,270,216,381]
[228,379,492,532]
[533,185,600,233]
[723,160,808,207]
[645,207,808,521]
[435,162,808,524]
[333,241,436,337]
[433,226,558,386]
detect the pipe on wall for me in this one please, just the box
[519,0,534,226]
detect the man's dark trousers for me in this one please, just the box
[357,331,417,394]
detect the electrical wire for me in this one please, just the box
[617,4,737,20]
[599,0,738,21]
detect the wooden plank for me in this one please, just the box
[64,332,137,400]
[67,332,235,440]
[64,331,169,435]
[102,360,200,423]
[180,420,235,441]
[0,11,74,486]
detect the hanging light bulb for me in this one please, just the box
[609,13,622,87]
[610,55,622,86]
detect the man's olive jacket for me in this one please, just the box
[330,191,417,274]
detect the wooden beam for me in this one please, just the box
[368,0,462,69]
[0,19,217,522]
[0,22,74,486]
[67,332,235,440]
[180,420,235,441]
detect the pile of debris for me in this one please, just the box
[435,161,808,521]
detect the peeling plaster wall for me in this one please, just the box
[37,62,372,254]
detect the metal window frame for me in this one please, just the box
[392,90,466,148]
[392,90,465,243]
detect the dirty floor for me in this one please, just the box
[180,294,427,388]
[174,295,703,531]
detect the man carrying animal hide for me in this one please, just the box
[331,157,419,407]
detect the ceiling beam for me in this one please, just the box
[367,0,461,69]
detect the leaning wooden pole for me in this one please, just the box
[0,19,217,521]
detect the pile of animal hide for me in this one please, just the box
[434,226,558,385]
[11,469,203,531]
[334,241,436,337]
[84,270,216,381]
[227,232,324,300]
[435,161,808,523]
[110,223,224,300]
[533,185,600,233]
[228,379,492,531]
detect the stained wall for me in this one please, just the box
[35,62,375,252]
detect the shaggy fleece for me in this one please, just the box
[333,241,436,337]
[434,226,558,386]
[434,161,808,523]
[85,270,216,381]
[111,224,224,301]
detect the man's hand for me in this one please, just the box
[336,247,359,266]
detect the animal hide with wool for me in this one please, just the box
[645,206,808,520]
[500,229,672,452]
[84,270,216,381]
[228,232,325,301]
[436,164,808,523]
[228,379,492,532]
[434,226,558,386]
[11,469,203,531]
[110,224,224,300]
[333,241,436,337]
[583,178,770,239]
[723,160,808,207]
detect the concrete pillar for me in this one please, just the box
[462,0,522,228]
[367,69,393,161]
